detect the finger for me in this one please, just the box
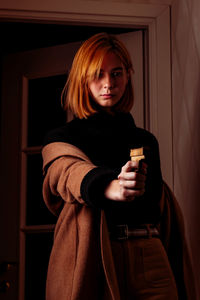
[121,160,140,172]
[120,187,136,199]
[118,172,146,182]
[120,187,145,200]
[119,179,145,189]
[121,161,148,175]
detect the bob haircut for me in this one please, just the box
[61,32,134,119]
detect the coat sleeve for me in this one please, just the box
[42,142,97,215]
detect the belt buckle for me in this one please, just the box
[117,224,128,240]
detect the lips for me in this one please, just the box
[101,94,114,99]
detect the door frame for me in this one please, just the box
[0,1,173,186]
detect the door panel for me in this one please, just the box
[27,74,67,147]
[26,153,57,226]
[0,31,144,299]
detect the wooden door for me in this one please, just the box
[0,30,144,299]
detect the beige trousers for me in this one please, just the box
[103,237,178,300]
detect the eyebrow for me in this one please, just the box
[100,67,123,72]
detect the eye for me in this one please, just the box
[98,72,104,78]
[94,71,104,80]
[92,71,103,81]
[112,71,123,78]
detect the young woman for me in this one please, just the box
[42,33,195,299]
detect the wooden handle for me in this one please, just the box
[130,147,145,162]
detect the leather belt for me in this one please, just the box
[109,224,160,240]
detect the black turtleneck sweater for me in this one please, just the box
[43,112,163,227]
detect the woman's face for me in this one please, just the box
[88,52,129,111]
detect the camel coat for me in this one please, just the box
[42,142,196,300]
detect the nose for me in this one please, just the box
[103,74,114,89]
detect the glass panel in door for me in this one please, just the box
[22,73,68,299]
